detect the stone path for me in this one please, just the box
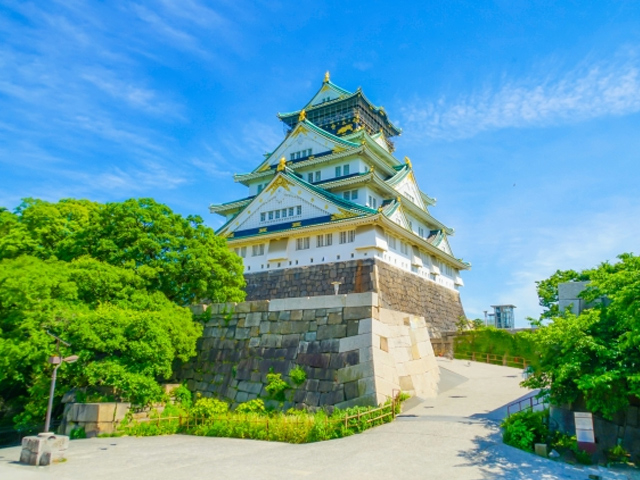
[0,359,633,479]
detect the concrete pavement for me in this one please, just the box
[0,359,633,479]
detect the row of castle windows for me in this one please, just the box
[234,230,356,258]
[384,231,456,277]
[260,205,302,222]
[246,251,358,272]
[296,230,355,250]
[290,148,312,160]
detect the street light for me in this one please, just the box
[44,331,78,433]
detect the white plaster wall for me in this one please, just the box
[236,223,460,291]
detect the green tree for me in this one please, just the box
[0,198,245,305]
[535,268,591,319]
[524,253,640,418]
[0,255,202,426]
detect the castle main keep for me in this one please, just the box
[210,73,470,338]
[181,75,471,407]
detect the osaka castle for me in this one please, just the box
[210,73,469,333]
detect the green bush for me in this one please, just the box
[501,409,549,452]
[190,396,229,418]
[235,398,266,414]
[265,372,289,401]
[119,389,410,444]
[606,444,629,463]
[454,327,538,368]
[289,366,307,386]
[69,426,86,440]
[171,385,192,407]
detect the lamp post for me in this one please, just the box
[331,281,342,295]
[44,331,78,434]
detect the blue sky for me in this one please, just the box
[1,1,639,324]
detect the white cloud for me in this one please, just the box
[464,198,640,323]
[403,50,640,140]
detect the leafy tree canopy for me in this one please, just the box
[0,255,203,427]
[0,197,245,304]
[535,268,591,319]
[0,197,245,427]
[524,253,640,418]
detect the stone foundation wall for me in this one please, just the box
[243,258,465,337]
[178,293,439,410]
[244,259,375,299]
[374,261,465,336]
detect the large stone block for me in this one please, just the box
[337,361,374,383]
[20,434,69,466]
[344,306,372,320]
[244,312,263,327]
[339,334,370,353]
[261,334,282,348]
[316,324,347,340]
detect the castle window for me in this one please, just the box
[400,241,408,255]
[343,164,350,175]
[308,173,313,183]
[316,233,333,247]
[339,230,356,244]
[335,166,342,177]
[343,191,350,200]
[387,235,397,250]
[419,227,425,237]
[315,171,321,182]
[235,246,247,258]
[296,237,310,250]
[252,244,264,256]
[261,205,302,223]
[368,195,377,208]
[296,152,301,159]
[351,189,358,200]
[290,153,295,161]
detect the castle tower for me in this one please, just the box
[210,73,470,336]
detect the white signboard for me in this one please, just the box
[574,412,595,443]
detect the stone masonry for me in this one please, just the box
[244,258,465,337]
[178,293,439,409]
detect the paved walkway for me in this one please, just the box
[0,359,633,479]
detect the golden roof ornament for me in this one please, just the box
[277,156,287,172]
[324,71,330,83]
[405,156,412,169]
[298,109,307,122]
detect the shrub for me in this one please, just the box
[235,399,266,414]
[265,372,289,401]
[171,385,192,407]
[190,396,229,418]
[69,426,86,440]
[501,409,549,452]
[289,366,307,386]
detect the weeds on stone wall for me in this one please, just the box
[118,387,408,443]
